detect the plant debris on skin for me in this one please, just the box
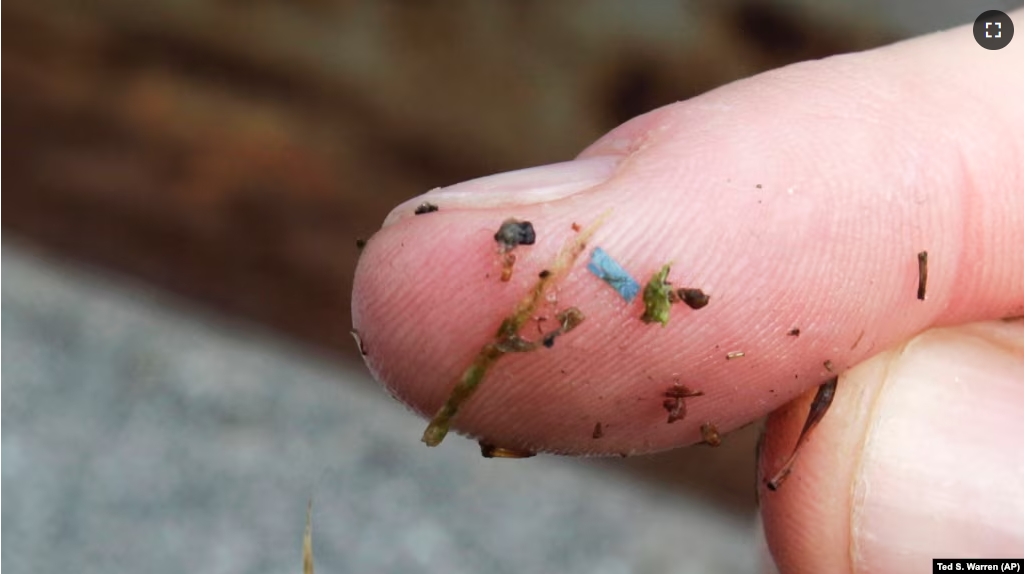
[676,288,710,310]
[787,328,801,337]
[766,376,838,491]
[700,423,721,447]
[421,215,607,447]
[494,219,536,252]
[587,247,640,302]
[494,308,585,353]
[592,422,604,439]
[494,219,536,282]
[726,351,745,360]
[479,441,536,458]
[917,250,928,300]
[414,202,439,215]
[500,254,518,282]
[641,264,675,326]
[640,265,709,324]
[662,384,704,424]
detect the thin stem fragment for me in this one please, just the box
[421,215,607,446]
[766,376,838,490]
[917,250,928,300]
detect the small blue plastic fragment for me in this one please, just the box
[587,247,640,302]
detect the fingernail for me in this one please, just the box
[851,322,1023,571]
[382,155,621,227]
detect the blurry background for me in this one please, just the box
[3,1,1014,572]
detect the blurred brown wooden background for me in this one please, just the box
[3,0,892,360]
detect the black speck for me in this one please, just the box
[495,219,536,251]
[787,328,800,337]
[539,269,552,279]
[414,202,439,215]
[542,334,556,348]
[355,238,367,249]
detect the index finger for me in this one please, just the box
[352,15,1023,455]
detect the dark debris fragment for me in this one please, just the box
[917,250,928,300]
[766,376,838,491]
[495,219,536,281]
[479,441,536,459]
[662,384,704,424]
[592,422,604,439]
[787,328,801,337]
[677,288,710,310]
[414,202,439,215]
[494,219,536,252]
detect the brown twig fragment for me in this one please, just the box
[421,215,606,447]
[662,384,704,423]
[500,253,517,282]
[766,376,838,491]
[917,251,928,300]
[700,422,722,447]
[479,441,536,458]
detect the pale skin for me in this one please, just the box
[352,13,1023,573]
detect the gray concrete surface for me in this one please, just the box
[2,243,758,574]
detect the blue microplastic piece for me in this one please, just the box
[587,247,640,302]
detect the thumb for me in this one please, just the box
[352,14,1022,455]
[759,319,1024,572]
